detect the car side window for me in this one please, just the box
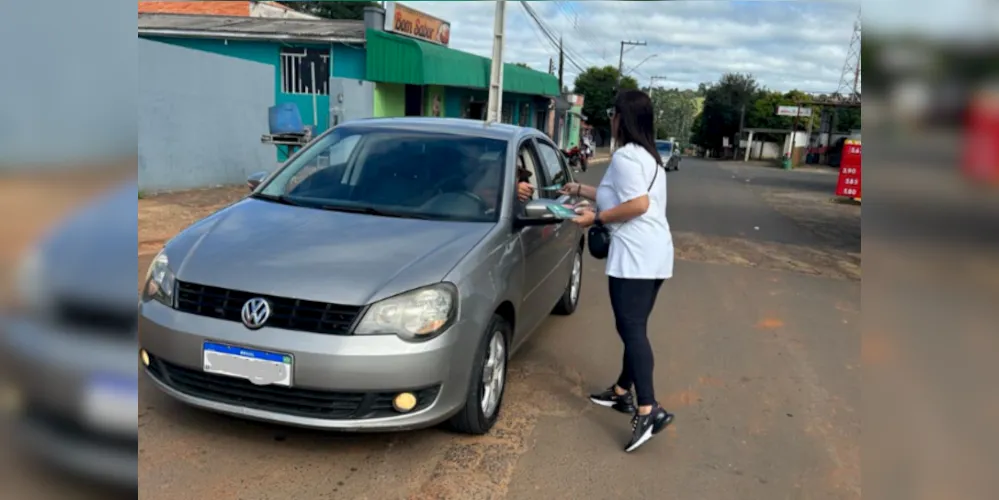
[534,140,570,198]
[516,140,544,202]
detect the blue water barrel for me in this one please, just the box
[268,103,304,135]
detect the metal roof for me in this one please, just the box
[138,13,366,43]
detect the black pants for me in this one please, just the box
[608,276,664,407]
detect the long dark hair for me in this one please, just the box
[613,90,663,166]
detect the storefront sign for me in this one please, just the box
[384,2,451,46]
[835,139,862,198]
[776,105,812,117]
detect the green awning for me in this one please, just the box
[365,29,559,96]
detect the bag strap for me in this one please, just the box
[647,163,659,192]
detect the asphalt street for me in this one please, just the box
[18,156,860,500]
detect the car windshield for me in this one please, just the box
[656,142,673,154]
[257,126,508,222]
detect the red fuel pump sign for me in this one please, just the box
[836,139,861,199]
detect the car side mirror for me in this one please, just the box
[247,171,269,191]
[514,199,564,229]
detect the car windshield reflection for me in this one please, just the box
[258,126,508,223]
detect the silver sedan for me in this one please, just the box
[139,118,585,435]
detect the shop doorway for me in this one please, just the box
[465,101,485,120]
[404,84,424,116]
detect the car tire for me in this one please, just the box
[446,315,510,435]
[553,247,583,315]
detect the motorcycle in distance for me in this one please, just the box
[562,146,588,172]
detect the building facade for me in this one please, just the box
[137,4,562,191]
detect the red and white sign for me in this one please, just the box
[835,139,862,198]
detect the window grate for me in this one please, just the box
[280,48,330,95]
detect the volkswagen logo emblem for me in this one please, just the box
[241,297,271,329]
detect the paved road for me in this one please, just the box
[131,157,860,499]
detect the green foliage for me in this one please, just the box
[285,1,378,20]
[620,75,639,90]
[513,62,531,69]
[649,88,700,142]
[745,89,818,133]
[835,107,861,132]
[572,65,636,131]
[691,73,758,150]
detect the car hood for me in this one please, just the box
[169,198,493,306]
[43,181,139,307]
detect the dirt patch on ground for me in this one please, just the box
[674,231,861,281]
[761,190,861,255]
[138,186,246,256]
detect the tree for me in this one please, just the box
[572,66,639,133]
[649,88,700,142]
[835,107,861,133]
[286,1,379,20]
[746,89,819,132]
[691,73,759,152]
[513,62,531,69]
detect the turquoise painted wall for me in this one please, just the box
[143,36,366,160]
[332,44,366,79]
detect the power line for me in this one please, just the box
[519,2,587,73]
[517,5,558,64]
[548,1,609,68]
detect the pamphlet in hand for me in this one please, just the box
[546,203,579,219]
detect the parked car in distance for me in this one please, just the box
[656,140,681,171]
[139,118,585,435]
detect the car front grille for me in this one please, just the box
[54,298,137,335]
[174,281,362,335]
[147,356,440,420]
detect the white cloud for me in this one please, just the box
[406,0,862,92]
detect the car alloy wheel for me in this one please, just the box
[569,252,582,306]
[480,330,506,419]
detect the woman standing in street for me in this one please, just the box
[561,89,675,452]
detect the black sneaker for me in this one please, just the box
[625,405,674,453]
[588,386,636,414]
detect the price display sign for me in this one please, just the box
[836,139,862,198]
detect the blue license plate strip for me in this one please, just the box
[202,342,293,387]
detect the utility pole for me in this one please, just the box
[613,39,646,150]
[789,99,801,168]
[486,0,507,123]
[617,40,646,88]
[558,37,564,93]
[737,103,746,159]
[548,57,554,75]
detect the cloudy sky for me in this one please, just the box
[410,1,863,93]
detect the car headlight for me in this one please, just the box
[354,283,457,341]
[142,250,176,307]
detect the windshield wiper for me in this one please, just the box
[250,193,306,207]
[318,204,430,219]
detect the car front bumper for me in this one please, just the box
[0,316,138,488]
[137,300,478,431]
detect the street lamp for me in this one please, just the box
[626,54,658,77]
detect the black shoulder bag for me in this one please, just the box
[587,164,660,260]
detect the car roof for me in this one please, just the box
[340,117,540,142]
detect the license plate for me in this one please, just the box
[202,342,292,387]
[83,374,137,435]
